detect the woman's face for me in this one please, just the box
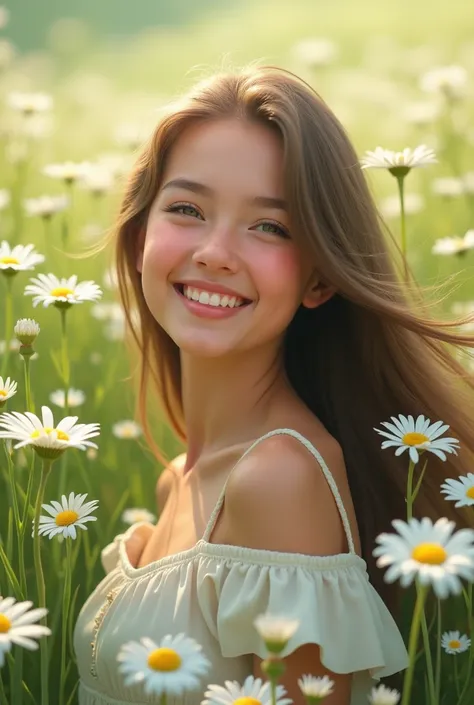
[137,118,323,359]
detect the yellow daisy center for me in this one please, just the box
[0,614,11,633]
[55,510,79,526]
[0,257,19,265]
[449,639,461,649]
[402,432,429,446]
[119,427,136,438]
[466,487,474,499]
[30,427,70,441]
[147,647,182,672]
[412,542,447,565]
[234,699,262,705]
[50,287,74,298]
[0,390,7,397]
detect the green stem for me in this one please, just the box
[59,308,70,416]
[0,671,8,705]
[59,537,72,705]
[33,457,53,705]
[457,582,474,705]
[454,656,461,698]
[23,355,33,414]
[19,451,36,548]
[396,175,409,283]
[11,648,23,705]
[270,678,277,705]
[401,583,430,705]
[434,599,442,702]
[4,442,26,594]
[420,599,437,705]
[1,276,13,379]
[406,459,416,521]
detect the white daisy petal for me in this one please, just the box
[116,633,211,697]
[374,517,474,598]
[0,597,51,657]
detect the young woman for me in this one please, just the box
[73,64,474,705]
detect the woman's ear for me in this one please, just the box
[301,279,336,309]
[136,229,146,274]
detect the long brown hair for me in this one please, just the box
[90,64,474,611]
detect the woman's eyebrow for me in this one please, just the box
[160,177,287,211]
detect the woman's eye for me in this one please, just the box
[165,204,203,219]
[255,222,290,238]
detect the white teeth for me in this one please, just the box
[182,286,245,308]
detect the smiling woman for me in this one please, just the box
[74,63,474,705]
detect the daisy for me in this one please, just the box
[0,405,100,460]
[24,273,102,308]
[421,65,468,100]
[24,195,69,219]
[298,674,335,700]
[7,92,53,116]
[360,145,437,176]
[203,675,292,705]
[112,420,142,439]
[441,473,474,507]
[432,230,474,256]
[33,491,99,540]
[441,630,471,654]
[14,318,40,345]
[432,177,465,198]
[368,683,401,704]
[291,37,338,68]
[43,161,93,184]
[374,414,460,464]
[0,241,45,275]
[253,613,300,654]
[0,377,17,407]
[79,164,115,196]
[49,388,86,409]
[0,596,51,667]
[122,508,156,525]
[373,516,474,599]
[117,633,211,696]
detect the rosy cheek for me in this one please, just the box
[144,222,185,272]
[252,248,302,297]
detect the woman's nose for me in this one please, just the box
[191,226,239,271]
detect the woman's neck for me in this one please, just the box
[180,349,299,469]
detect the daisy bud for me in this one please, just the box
[14,318,40,345]
[253,613,300,655]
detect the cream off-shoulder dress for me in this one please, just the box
[73,428,408,705]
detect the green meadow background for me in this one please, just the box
[0,0,474,702]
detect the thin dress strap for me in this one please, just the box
[202,427,356,554]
